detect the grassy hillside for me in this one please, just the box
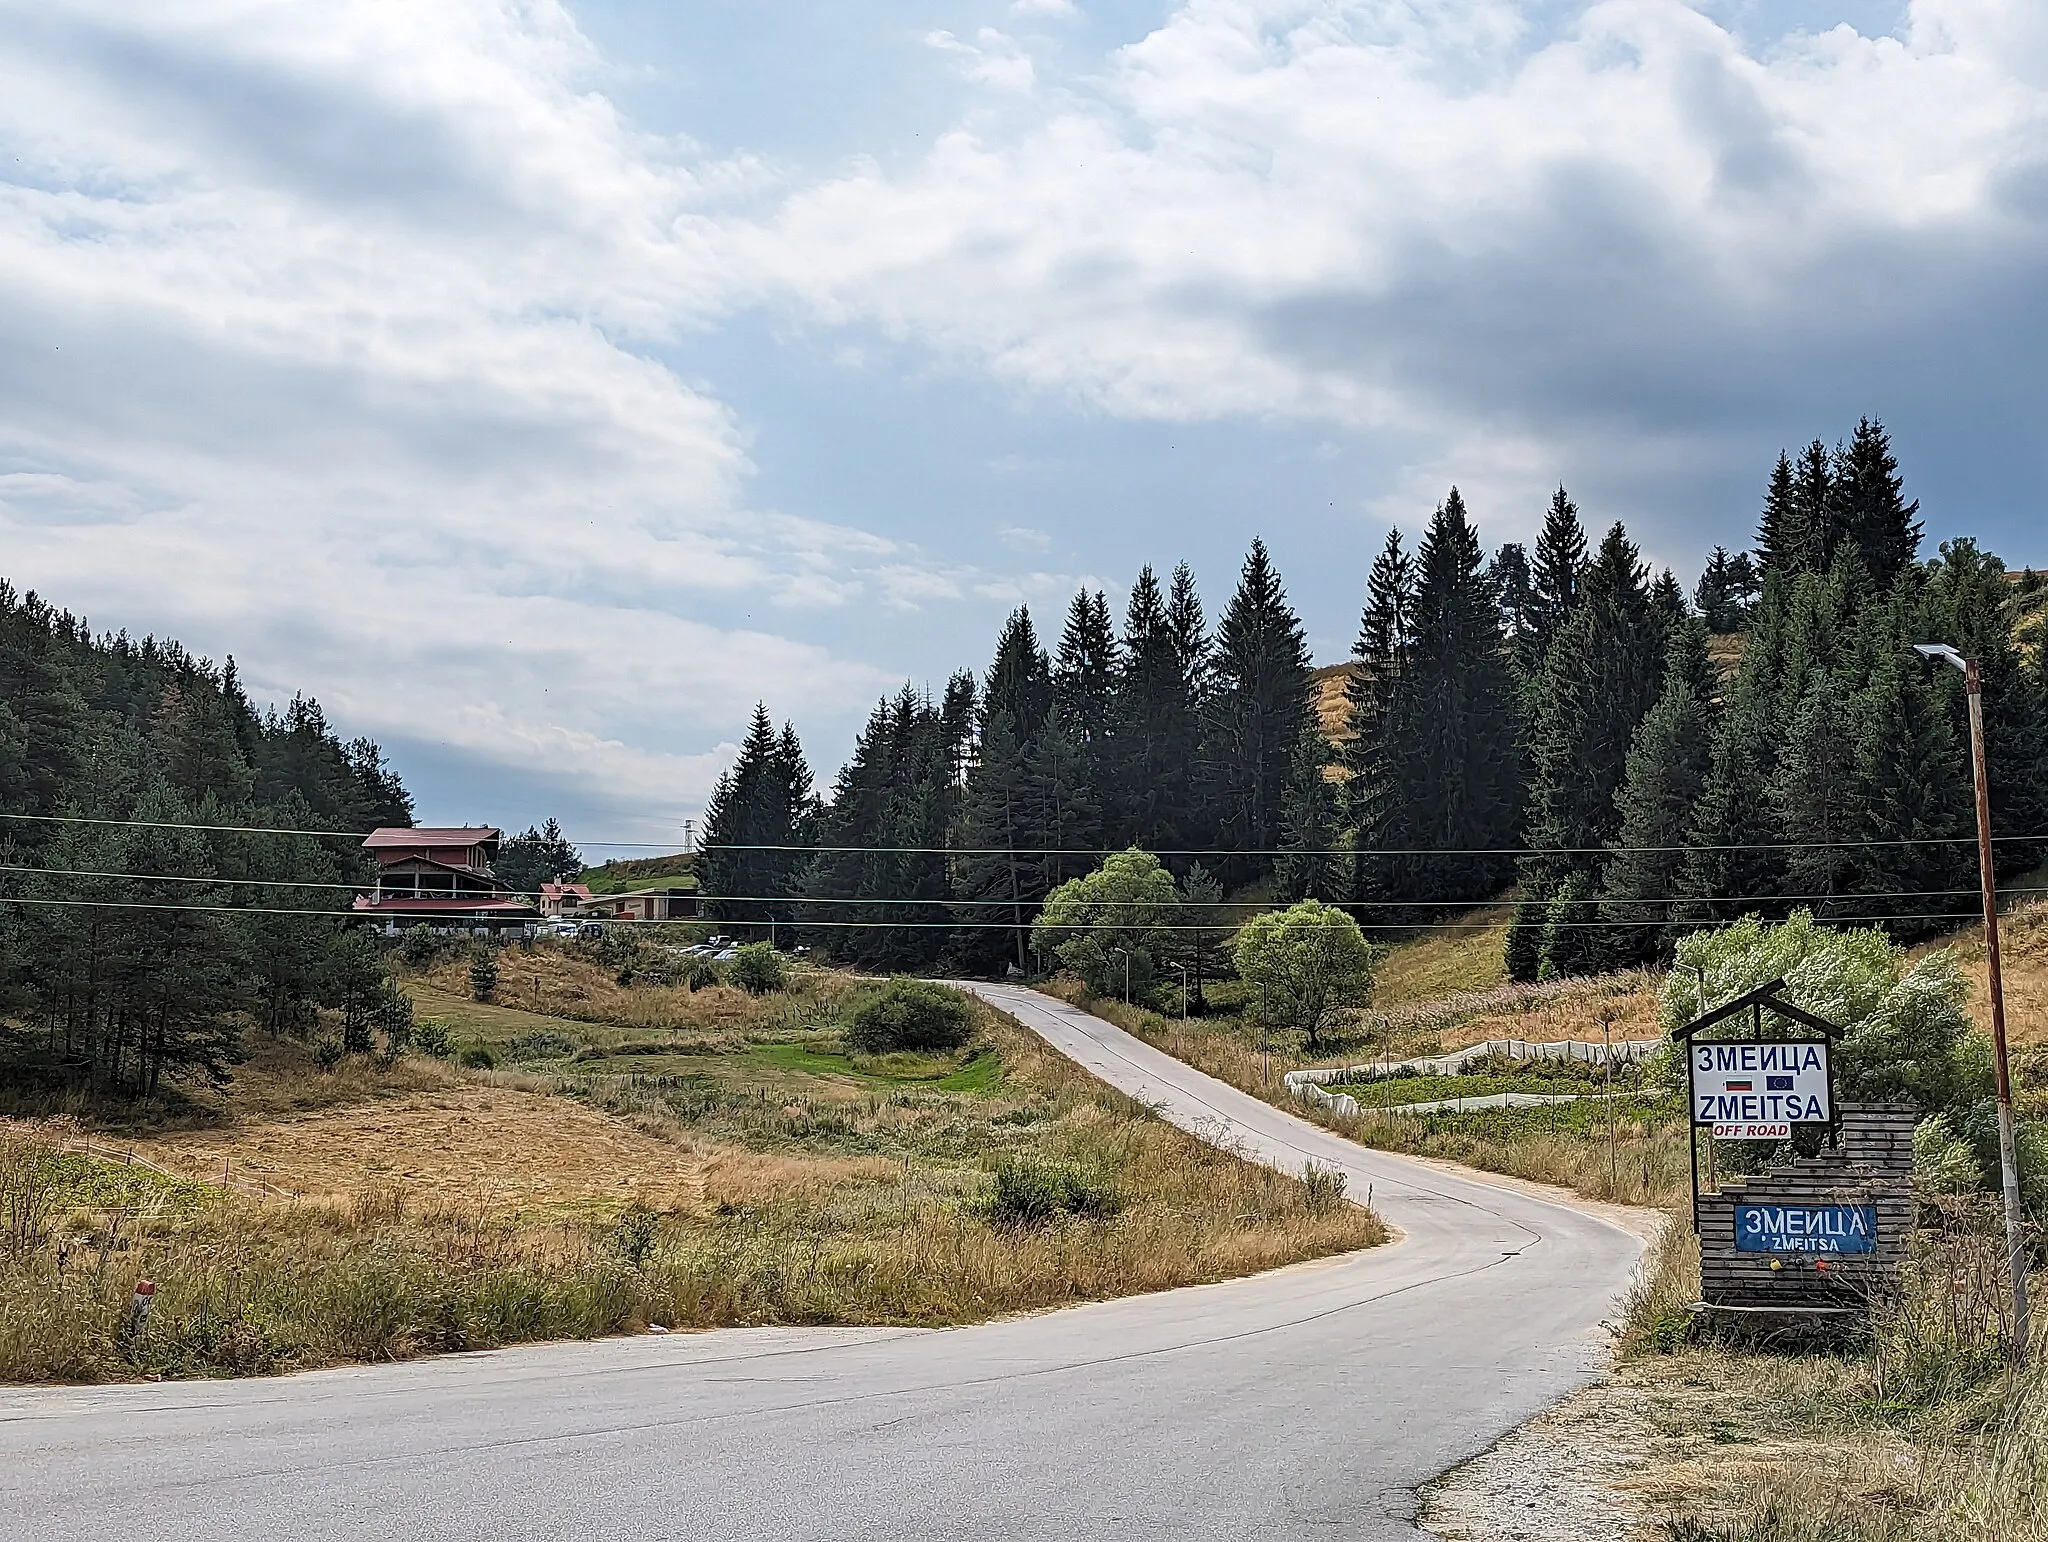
[0,947,1384,1382]
[580,852,697,894]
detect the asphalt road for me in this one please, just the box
[1,986,1644,1542]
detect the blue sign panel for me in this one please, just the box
[1735,1204,1876,1255]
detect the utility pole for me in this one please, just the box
[1917,642,2030,1360]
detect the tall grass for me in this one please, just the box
[0,1004,1388,1383]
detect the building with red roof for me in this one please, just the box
[352,826,541,932]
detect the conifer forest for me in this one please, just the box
[700,418,2048,975]
[3,417,2045,1098]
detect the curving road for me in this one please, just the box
[0,986,1644,1542]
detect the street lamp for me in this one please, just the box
[1110,945,1130,1004]
[1174,962,1189,1021]
[1916,641,2030,1358]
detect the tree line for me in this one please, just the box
[701,418,2048,978]
[0,583,415,1096]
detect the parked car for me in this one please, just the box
[549,920,580,938]
[578,921,604,939]
[712,948,739,962]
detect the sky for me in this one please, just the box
[2,0,2044,851]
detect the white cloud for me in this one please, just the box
[730,0,2048,541]
[1011,0,1080,17]
[0,0,978,833]
[924,28,1038,93]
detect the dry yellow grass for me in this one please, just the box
[124,1082,712,1214]
[411,945,828,1036]
[1,978,1388,1382]
[1370,906,1512,1008]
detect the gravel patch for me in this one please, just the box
[1422,1380,1657,1542]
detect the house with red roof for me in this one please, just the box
[538,881,595,918]
[352,827,541,932]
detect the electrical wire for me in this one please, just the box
[2,808,2040,857]
[0,861,2037,915]
[0,893,2010,932]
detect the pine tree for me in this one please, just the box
[1695,547,1735,633]
[1276,721,1345,901]
[1379,489,1522,903]
[1651,567,1687,639]
[1346,529,1413,905]
[1487,542,1534,643]
[1206,540,1310,886]
[1599,621,1716,964]
[1922,538,2048,876]
[698,705,814,937]
[1847,646,1969,936]
[1768,670,1857,910]
[1521,487,1587,679]
[1829,418,1923,591]
[1054,589,1118,750]
[1789,439,1836,575]
[1755,452,1800,577]
[1111,565,1189,852]
[495,818,583,895]
[984,608,1053,740]
[1507,522,1665,973]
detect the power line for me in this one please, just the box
[0,894,2007,932]
[1,861,2038,914]
[2,808,2041,857]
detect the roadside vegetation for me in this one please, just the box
[0,951,1382,1383]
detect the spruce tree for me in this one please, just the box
[1789,439,1836,575]
[1112,565,1188,852]
[1382,489,1522,902]
[953,709,1037,972]
[1021,705,1102,895]
[1754,452,1799,577]
[1922,539,2048,876]
[1599,621,1716,964]
[1487,542,1534,643]
[1768,670,1857,910]
[1521,487,1587,679]
[1164,563,1217,855]
[699,705,814,937]
[984,607,1053,740]
[1695,547,1735,633]
[1054,589,1118,749]
[1508,522,1665,973]
[1848,646,1969,936]
[1345,529,1413,906]
[1829,418,1922,591]
[1651,567,1687,638]
[1276,721,1345,902]
[1206,539,1310,886]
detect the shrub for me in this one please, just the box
[684,960,719,992]
[313,1038,344,1070]
[983,1157,1122,1226]
[457,1045,496,1070]
[505,1031,581,1063]
[846,981,974,1054]
[728,943,787,995]
[1300,1161,1347,1215]
[468,945,499,1003]
[398,925,450,967]
[412,1019,453,1058]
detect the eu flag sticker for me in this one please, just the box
[1767,1075,1794,1091]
